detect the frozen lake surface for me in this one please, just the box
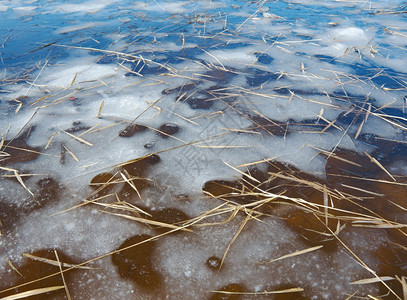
[0,0,407,299]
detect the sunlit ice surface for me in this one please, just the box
[0,0,407,299]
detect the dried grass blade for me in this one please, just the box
[120,171,142,200]
[367,295,382,300]
[194,205,240,227]
[320,117,342,133]
[0,167,35,196]
[29,95,52,106]
[395,276,407,299]
[354,118,365,139]
[14,99,22,114]
[62,145,79,162]
[352,223,407,229]
[220,210,252,269]
[50,193,115,216]
[262,245,323,264]
[314,147,361,167]
[364,151,396,182]
[45,132,58,149]
[201,49,227,70]
[323,186,328,225]
[91,201,152,217]
[197,145,248,149]
[166,110,199,125]
[97,101,104,118]
[319,217,402,299]
[223,160,260,183]
[210,287,304,295]
[0,286,65,300]
[7,258,23,277]
[23,253,93,270]
[6,145,52,158]
[15,171,33,196]
[70,72,77,87]
[54,250,71,300]
[101,211,193,232]
[351,276,395,285]
[61,130,93,146]
[340,183,384,196]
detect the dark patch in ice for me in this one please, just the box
[376,241,407,276]
[314,54,336,64]
[89,155,161,201]
[0,177,61,235]
[375,106,407,126]
[245,114,289,137]
[155,47,204,65]
[325,148,380,196]
[386,228,407,247]
[7,95,29,107]
[245,68,280,87]
[199,67,238,83]
[323,147,407,223]
[60,143,66,165]
[273,87,324,96]
[146,207,189,234]
[0,126,40,165]
[65,121,91,133]
[290,118,327,133]
[254,52,273,65]
[360,134,407,166]
[90,172,116,196]
[183,85,227,110]
[315,57,407,91]
[244,166,270,186]
[220,42,253,50]
[118,154,161,201]
[266,160,324,200]
[355,64,407,90]
[295,34,314,41]
[112,234,162,290]
[374,180,407,223]
[122,154,161,176]
[162,82,197,95]
[323,148,399,216]
[333,110,371,135]
[202,179,257,204]
[144,143,155,149]
[209,283,245,300]
[202,167,271,205]
[202,160,344,250]
[29,177,61,211]
[157,123,180,138]
[285,210,337,251]
[96,55,118,64]
[206,256,222,271]
[165,83,226,110]
[125,61,166,76]
[70,97,82,106]
[0,200,19,236]
[375,241,407,298]
[119,123,148,137]
[0,248,79,299]
[182,94,215,110]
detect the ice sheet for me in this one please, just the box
[1,1,406,299]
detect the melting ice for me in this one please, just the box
[0,0,407,299]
